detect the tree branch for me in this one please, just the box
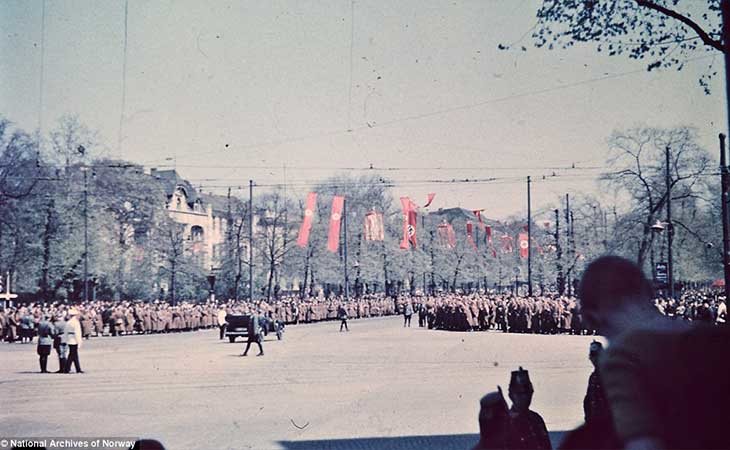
[635,0,725,53]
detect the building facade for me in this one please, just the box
[151,168,230,271]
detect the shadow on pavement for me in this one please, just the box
[279,431,567,450]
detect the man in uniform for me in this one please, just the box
[64,307,84,373]
[579,256,730,450]
[583,341,610,425]
[240,310,264,357]
[505,367,551,450]
[217,305,227,340]
[36,313,54,373]
[53,310,68,373]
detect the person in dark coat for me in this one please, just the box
[337,304,349,332]
[240,312,264,356]
[583,341,611,425]
[473,387,509,450]
[505,367,551,450]
[36,313,54,373]
[52,311,68,373]
[559,341,619,450]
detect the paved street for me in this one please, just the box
[1,316,598,449]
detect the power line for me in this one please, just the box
[164,55,714,161]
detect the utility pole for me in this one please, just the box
[570,210,576,296]
[248,180,253,302]
[720,134,730,301]
[83,166,89,303]
[565,194,571,296]
[430,230,435,295]
[555,209,563,295]
[343,198,349,300]
[665,146,674,299]
[527,176,532,297]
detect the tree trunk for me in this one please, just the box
[451,255,464,293]
[170,258,176,306]
[40,201,53,299]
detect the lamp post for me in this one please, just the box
[650,219,674,298]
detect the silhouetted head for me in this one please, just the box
[130,440,166,450]
[589,340,603,367]
[508,367,534,413]
[478,386,509,442]
[578,256,657,339]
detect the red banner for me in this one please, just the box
[466,221,477,250]
[296,192,317,248]
[437,222,456,249]
[519,232,529,259]
[400,197,412,250]
[408,210,417,248]
[424,193,436,208]
[364,211,384,241]
[485,226,492,243]
[327,196,344,253]
[473,210,486,229]
[447,223,456,248]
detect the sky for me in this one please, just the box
[1,0,725,220]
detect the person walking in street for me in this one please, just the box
[36,313,54,373]
[338,304,349,332]
[63,308,84,373]
[240,311,264,357]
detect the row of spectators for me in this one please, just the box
[2,289,726,342]
[0,295,399,342]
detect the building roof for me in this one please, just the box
[150,169,199,204]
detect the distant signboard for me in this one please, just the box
[655,262,668,286]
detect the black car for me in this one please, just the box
[224,314,284,343]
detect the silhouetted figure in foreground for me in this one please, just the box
[130,439,166,450]
[559,341,619,450]
[505,367,551,450]
[473,387,509,450]
[578,256,730,450]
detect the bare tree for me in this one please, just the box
[602,126,711,270]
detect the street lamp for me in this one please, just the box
[651,219,674,298]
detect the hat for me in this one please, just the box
[68,308,80,316]
[589,340,603,355]
[509,366,534,394]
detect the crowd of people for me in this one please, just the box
[419,295,586,334]
[1,287,727,344]
[0,296,401,343]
